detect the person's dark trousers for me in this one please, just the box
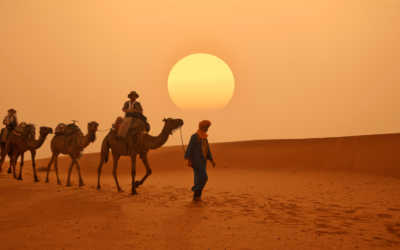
[193,189,203,198]
[191,160,208,198]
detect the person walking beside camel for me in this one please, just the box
[2,109,18,147]
[185,120,216,203]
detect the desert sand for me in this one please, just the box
[1,133,400,249]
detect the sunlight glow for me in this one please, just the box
[168,54,235,111]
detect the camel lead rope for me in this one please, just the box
[180,127,186,154]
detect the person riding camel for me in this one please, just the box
[123,91,143,116]
[116,91,144,141]
[2,109,19,147]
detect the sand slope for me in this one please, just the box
[1,133,400,249]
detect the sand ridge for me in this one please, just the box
[1,134,400,249]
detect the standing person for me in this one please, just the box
[2,109,19,147]
[185,120,216,203]
[116,91,144,141]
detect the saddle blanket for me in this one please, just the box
[113,116,124,131]
[12,122,35,138]
[12,122,26,137]
[55,123,67,135]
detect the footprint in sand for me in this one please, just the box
[385,223,400,235]
[377,214,392,219]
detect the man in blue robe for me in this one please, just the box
[184,120,216,202]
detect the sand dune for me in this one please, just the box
[1,133,400,249]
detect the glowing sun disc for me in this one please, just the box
[168,53,235,111]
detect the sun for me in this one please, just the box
[168,53,235,111]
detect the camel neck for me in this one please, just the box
[79,130,96,149]
[30,133,48,150]
[143,128,170,150]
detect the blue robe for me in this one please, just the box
[184,133,213,193]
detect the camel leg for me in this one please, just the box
[3,157,12,174]
[96,158,104,189]
[11,152,18,179]
[136,153,152,188]
[0,147,7,173]
[7,158,12,174]
[70,154,85,186]
[7,150,14,174]
[65,160,75,187]
[97,139,110,190]
[31,150,39,182]
[17,152,25,180]
[45,155,55,183]
[0,153,3,173]
[112,153,122,192]
[97,152,108,190]
[130,153,138,195]
[54,155,62,185]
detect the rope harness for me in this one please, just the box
[97,128,112,132]
[179,127,186,154]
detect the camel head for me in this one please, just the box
[87,122,99,132]
[39,126,53,136]
[162,118,184,135]
[87,121,99,143]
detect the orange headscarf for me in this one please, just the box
[196,120,211,139]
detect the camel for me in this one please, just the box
[45,122,99,186]
[0,124,36,179]
[0,128,14,174]
[3,126,53,181]
[97,118,184,195]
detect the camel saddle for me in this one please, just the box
[126,112,150,132]
[63,124,83,136]
[55,123,67,135]
[54,123,82,136]
[110,117,147,155]
[12,122,35,138]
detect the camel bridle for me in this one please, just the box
[163,118,185,153]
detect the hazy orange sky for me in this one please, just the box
[1,0,399,160]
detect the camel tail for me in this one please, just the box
[101,136,110,164]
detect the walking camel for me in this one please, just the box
[97,118,184,195]
[0,128,14,174]
[5,126,53,181]
[0,124,37,179]
[45,121,99,186]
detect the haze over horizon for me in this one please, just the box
[1,0,399,160]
